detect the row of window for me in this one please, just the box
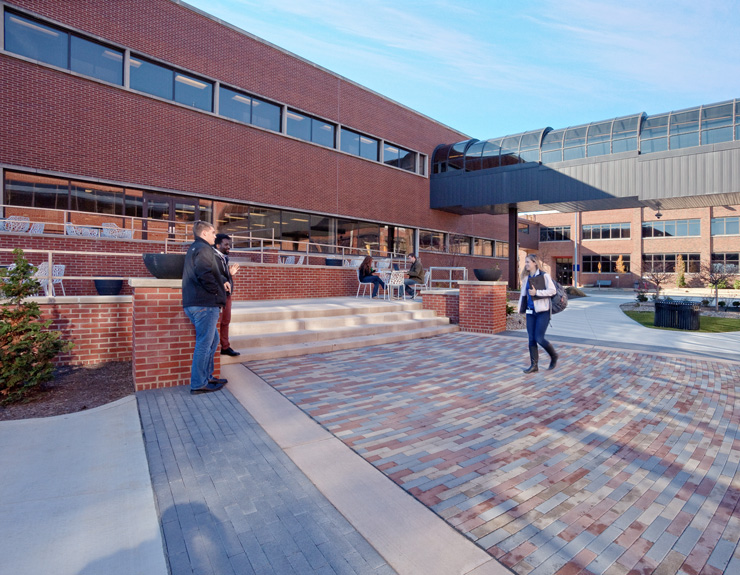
[433,99,740,173]
[2,170,504,258]
[583,253,740,274]
[540,217,740,242]
[3,8,425,175]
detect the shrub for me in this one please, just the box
[735,280,740,290]
[0,249,73,405]
[733,301,740,308]
[712,279,729,290]
[565,286,586,297]
[701,299,710,306]
[506,302,515,315]
[719,301,727,307]
[635,290,648,303]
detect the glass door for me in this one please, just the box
[143,193,199,241]
[555,258,573,285]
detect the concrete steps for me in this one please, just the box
[222,296,458,362]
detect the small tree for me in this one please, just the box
[699,262,739,311]
[0,249,73,404]
[615,255,626,288]
[644,263,671,299]
[675,254,686,288]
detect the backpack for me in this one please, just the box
[550,280,568,314]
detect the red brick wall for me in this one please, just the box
[131,284,221,391]
[40,300,132,365]
[457,282,507,334]
[422,292,459,325]
[232,264,358,300]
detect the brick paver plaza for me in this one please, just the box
[247,333,740,575]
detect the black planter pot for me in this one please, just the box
[94,278,123,295]
[473,268,502,281]
[143,253,186,279]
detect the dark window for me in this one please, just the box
[449,234,471,254]
[384,144,400,167]
[5,172,69,210]
[419,230,444,251]
[130,56,173,100]
[4,11,68,68]
[340,128,360,155]
[583,255,630,273]
[711,253,740,272]
[399,149,415,171]
[540,226,571,241]
[219,86,252,124]
[251,98,281,132]
[70,35,123,84]
[174,72,212,112]
[71,181,124,214]
[474,238,493,256]
[643,253,700,273]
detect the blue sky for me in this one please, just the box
[185,0,740,140]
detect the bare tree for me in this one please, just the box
[700,262,739,311]
[644,263,671,299]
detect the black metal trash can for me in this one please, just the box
[654,300,700,330]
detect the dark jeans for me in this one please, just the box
[526,310,551,349]
[184,306,220,390]
[404,278,419,296]
[361,275,385,297]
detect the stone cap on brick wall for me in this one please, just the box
[128,278,182,288]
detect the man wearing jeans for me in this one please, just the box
[182,221,229,394]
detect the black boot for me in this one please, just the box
[523,345,538,373]
[543,343,558,370]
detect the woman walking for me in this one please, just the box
[518,254,558,373]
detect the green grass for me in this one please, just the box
[622,310,740,333]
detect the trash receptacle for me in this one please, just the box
[654,301,700,330]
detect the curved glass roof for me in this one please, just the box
[432,99,740,175]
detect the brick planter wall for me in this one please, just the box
[130,279,221,391]
[232,264,358,300]
[421,290,459,325]
[40,297,132,365]
[457,281,507,334]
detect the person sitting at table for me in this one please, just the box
[358,255,386,298]
[404,253,424,298]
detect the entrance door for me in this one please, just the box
[555,258,573,285]
[143,193,199,241]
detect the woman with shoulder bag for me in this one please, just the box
[517,254,558,373]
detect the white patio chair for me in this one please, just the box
[52,264,66,296]
[412,270,431,297]
[29,222,45,234]
[385,270,406,301]
[33,262,52,296]
[282,255,295,265]
[5,216,30,233]
[356,268,372,298]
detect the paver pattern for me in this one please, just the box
[138,386,397,575]
[248,332,740,575]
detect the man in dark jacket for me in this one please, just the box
[404,253,424,298]
[182,221,228,394]
[214,233,240,357]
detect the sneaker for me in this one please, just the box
[190,381,224,395]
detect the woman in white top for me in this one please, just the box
[517,254,558,373]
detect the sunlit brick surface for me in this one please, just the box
[248,332,740,575]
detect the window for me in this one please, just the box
[643,253,700,273]
[219,86,253,124]
[384,143,415,172]
[419,230,444,252]
[70,35,123,85]
[642,219,700,238]
[701,103,733,145]
[563,127,586,160]
[70,181,124,214]
[449,234,471,254]
[174,72,212,112]
[711,253,739,272]
[582,255,631,273]
[587,121,611,157]
[640,114,668,154]
[287,110,335,148]
[340,128,378,161]
[495,241,509,258]
[540,226,571,242]
[541,129,564,164]
[4,11,68,68]
[130,56,173,100]
[518,223,530,235]
[669,108,699,150]
[582,223,630,240]
[711,217,740,236]
[5,172,69,210]
[474,238,493,256]
[251,98,281,132]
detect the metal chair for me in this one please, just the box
[29,222,45,234]
[33,262,52,296]
[412,270,431,298]
[5,216,30,233]
[356,267,372,298]
[385,270,406,300]
[52,264,66,296]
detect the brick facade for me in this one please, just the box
[457,281,507,334]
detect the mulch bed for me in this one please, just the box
[0,361,135,421]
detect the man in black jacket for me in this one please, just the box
[182,221,228,394]
[214,233,240,357]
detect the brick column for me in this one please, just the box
[457,280,507,334]
[130,278,221,391]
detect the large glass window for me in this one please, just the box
[669,108,699,150]
[70,181,124,214]
[643,253,700,273]
[583,255,631,273]
[449,234,471,254]
[640,114,668,154]
[701,103,733,145]
[611,115,640,154]
[582,223,630,240]
[642,219,700,238]
[174,72,212,112]
[587,121,611,157]
[5,172,68,210]
[541,130,564,164]
[287,110,334,148]
[70,35,123,85]
[248,206,279,243]
[711,217,740,236]
[419,230,445,252]
[563,127,586,160]
[391,227,414,255]
[481,139,502,169]
[540,226,571,242]
[4,11,68,68]
[340,128,378,161]
[309,215,335,251]
[130,56,173,100]
[219,86,253,124]
[474,238,493,256]
[281,210,311,250]
[251,98,281,132]
[711,253,739,272]
[495,241,509,258]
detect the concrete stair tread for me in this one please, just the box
[222,324,459,363]
[230,297,423,322]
